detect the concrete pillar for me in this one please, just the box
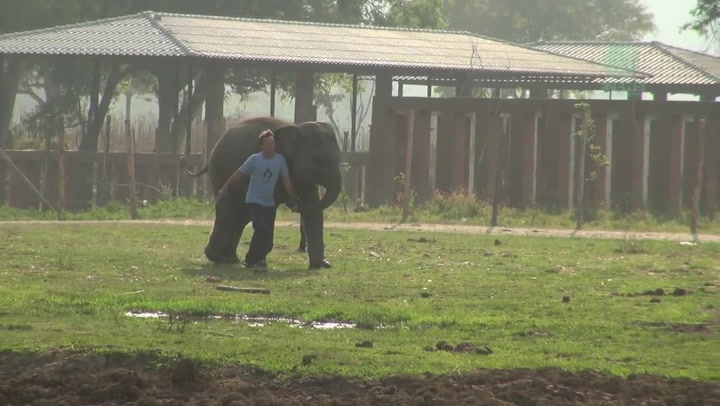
[455,73,473,97]
[628,91,643,101]
[366,73,395,207]
[376,73,393,97]
[294,69,316,123]
[700,94,717,102]
[653,92,667,101]
[529,87,548,99]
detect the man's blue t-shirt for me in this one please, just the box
[237,152,289,207]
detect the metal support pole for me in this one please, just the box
[351,73,358,152]
[270,70,277,117]
[185,61,193,158]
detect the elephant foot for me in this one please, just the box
[297,246,307,253]
[204,246,240,265]
[309,259,332,270]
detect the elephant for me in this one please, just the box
[181,116,342,269]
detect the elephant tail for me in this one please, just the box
[180,155,208,177]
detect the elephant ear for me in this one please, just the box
[273,125,299,160]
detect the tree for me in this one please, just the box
[443,0,655,42]
[684,0,720,41]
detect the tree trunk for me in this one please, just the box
[87,61,101,128]
[155,65,180,153]
[80,64,125,152]
[170,70,209,152]
[0,58,22,148]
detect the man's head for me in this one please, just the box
[258,129,275,156]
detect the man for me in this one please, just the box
[218,129,297,269]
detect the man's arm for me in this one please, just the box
[280,157,298,209]
[218,170,244,198]
[283,175,297,201]
[218,156,253,198]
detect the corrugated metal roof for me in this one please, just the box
[0,11,642,80]
[0,13,187,57]
[531,41,720,86]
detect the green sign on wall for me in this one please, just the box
[601,44,645,93]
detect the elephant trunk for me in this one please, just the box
[318,168,342,210]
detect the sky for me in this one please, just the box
[642,0,715,53]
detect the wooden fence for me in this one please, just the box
[0,149,371,211]
[368,97,720,215]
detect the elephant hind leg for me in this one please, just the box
[205,194,248,264]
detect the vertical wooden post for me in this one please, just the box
[401,110,415,223]
[153,126,161,202]
[576,114,588,230]
[690,119,706,241]
[351,73,358,152]
[270,70,277,117]
[57,117,66,214]
[40,115,52,211]
[127,121,139,220]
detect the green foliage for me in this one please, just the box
[574,102,609,184]
[442,0,655,42]
[684,0,720,36]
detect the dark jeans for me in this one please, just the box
[245,203,278,265]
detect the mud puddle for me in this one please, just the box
[125,311,362,329]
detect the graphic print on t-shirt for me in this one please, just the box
[262,166,273,181]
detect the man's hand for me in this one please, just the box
[286,197,300,213]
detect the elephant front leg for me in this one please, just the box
[297,185,331,269]
[298,217,307,252]
[300,206,330,269]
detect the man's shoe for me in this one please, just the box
[309,259,332,269]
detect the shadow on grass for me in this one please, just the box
[181,262,323,282]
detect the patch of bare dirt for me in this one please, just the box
[2,219,720,243]
[1,351,719,406]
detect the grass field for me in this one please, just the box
[1,221,718,383]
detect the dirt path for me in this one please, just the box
[1,218,718,243]
[2,351,719,406]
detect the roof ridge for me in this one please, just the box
[0,11,146,41]
[523,40,653,79]
[500,37,649,79]
[145,11,195,57]
[532,40,655,46]
[152,10,475,36]
[653,42,720,83]
[657,41,720,59]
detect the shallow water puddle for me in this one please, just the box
[125,311,357,329]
